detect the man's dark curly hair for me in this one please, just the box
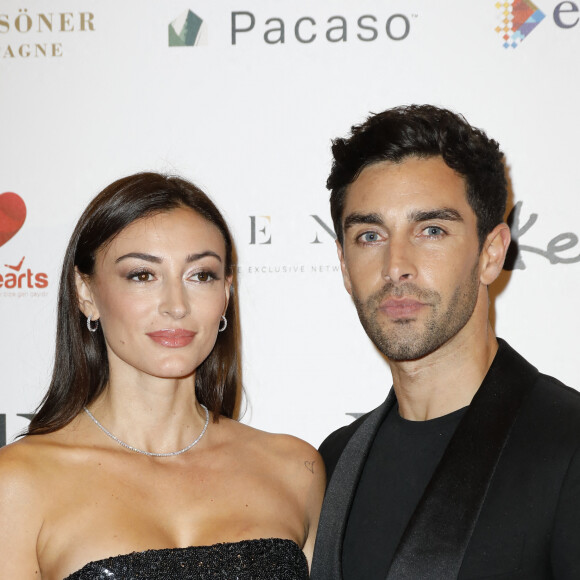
[328,105,507,248]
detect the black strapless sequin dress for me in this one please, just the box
[63,538,309,579]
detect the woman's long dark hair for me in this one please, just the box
[27,172,241,435]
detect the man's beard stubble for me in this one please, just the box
[352,264,480,362]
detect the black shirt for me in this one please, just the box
[342,404,467,579]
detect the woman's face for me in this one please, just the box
[76,207,231,382]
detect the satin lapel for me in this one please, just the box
[386,340,539,580]
[310,392,396,580]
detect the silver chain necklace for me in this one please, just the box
[83,404,209,457]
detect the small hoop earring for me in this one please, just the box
[218,315,227,332]
[87,315,99,333]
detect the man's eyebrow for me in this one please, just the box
[115,251,222,264]
[343,212,385,231]
[343,209,463,231]
[409,208,464,223]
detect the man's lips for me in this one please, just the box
[380,298,427,319]
[146,329,196,348]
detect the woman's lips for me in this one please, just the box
[380,298,426,319]
[146,329,196,348]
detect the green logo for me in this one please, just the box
[169,10,205,46]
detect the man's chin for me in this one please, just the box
[385,349,431,362]
[373,332,438,362]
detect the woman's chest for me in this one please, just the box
[37,462,305,580]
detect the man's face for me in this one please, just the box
[338,156,485,361]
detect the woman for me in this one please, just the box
[0,173,324,579]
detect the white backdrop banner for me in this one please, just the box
[1,0,579,447]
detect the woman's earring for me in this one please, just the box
[218,315,227,332]
[87,315,99,333]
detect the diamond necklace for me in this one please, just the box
[83,404,209,457]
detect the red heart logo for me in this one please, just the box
[0,192,27,248]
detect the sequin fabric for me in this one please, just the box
[63,538,309,580]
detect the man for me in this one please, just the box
[311,105,580,579]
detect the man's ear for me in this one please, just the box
[479,223,511,286]
[74,267,100,321]
[336,240,353,296]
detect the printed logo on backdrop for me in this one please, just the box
[495,0,545,48]
[0,192,25,248]
[169,10,207,46]
[240,214,340,276]
[0,414,32,448]
[0,192,49,297]
[248,215,335,246]
[166,7,416,47]
[505,201,580,270]
[495,0,579,45]
[231,11,414,45]
[0,194,45,443]
[0,8,95,59]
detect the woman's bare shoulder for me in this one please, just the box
[0,435,55,496]
[216,417,325,486]
[218,416,318,453]
[0,438,48,574]
[0,429,80,505]
[0,436,40,472]
[217,420,326,563]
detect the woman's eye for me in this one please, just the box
[128,271,154,282]
[192,271,216,282]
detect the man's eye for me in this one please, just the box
[360,231,380,243]
[425,226,444,237]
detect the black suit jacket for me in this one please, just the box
[311,340,580,579]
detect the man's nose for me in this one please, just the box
[382,236,417,282]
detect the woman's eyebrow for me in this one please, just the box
[186,251,222,263]
[115,251,223,264]
[115,252,161,264]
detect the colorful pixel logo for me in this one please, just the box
[495,0,545,48]
[169,10,207,46]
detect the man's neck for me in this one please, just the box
[389,324,499,421]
